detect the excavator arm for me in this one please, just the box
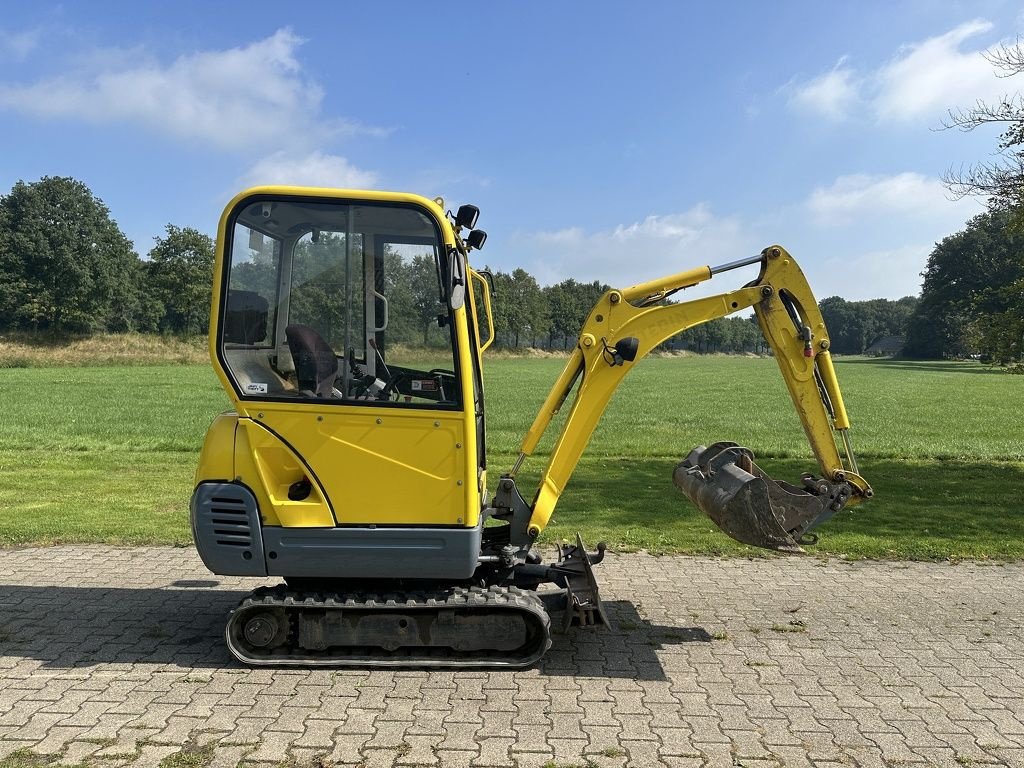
[493,245,872,554]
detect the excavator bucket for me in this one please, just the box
[673,442,852,553]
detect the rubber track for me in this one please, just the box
[225,584,552,668]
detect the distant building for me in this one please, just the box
[865,336,905,356]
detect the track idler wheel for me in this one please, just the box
[673,442,853,553]
[243,612,283,647]
[230,607,289,654]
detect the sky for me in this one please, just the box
[1,2,1021,301]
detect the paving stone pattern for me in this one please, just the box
[1,547,1023,767]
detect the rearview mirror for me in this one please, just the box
[456,204,480,229]
[467,229,487,251]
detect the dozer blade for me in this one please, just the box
[556,533,611,631]
[535,534,612,633]
[673,442,853,553]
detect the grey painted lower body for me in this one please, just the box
[262,525,483,580]
[192,482,482,580]
[191,482,267,576]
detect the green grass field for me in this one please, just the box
[0,356,1020,559]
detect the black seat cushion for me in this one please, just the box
[285,325,338,397]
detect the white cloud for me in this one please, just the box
[792,172,983,298]
[511,204,756,290]
[806,172,973,225]
[501,173,985,303]
[0,28,40,61]
[0,28,379,150]
[786,58,860,120]
[786,20,1016,123]
[816,244,932,300]
[533,227,585,246]
[238,151,378,189]
[874,20,1001,122]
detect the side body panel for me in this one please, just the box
[255,405,468,526]
[191,480,483,579]
[262,524,483,579]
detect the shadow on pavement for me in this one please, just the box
[0,587,708,679]
[542,599,711,680]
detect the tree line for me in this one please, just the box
[0,172,1015,361]
[0,176,921,355]
[2,42,1022,360]
[0,176,215,336]
[907,38,1024,365]
[904,208,1023,363]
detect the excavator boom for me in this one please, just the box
[496,245,871,553]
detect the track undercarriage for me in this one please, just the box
[225,535,610,668]
[226,584,552,667]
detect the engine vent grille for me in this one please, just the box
[208,497,252,547]
[191,483,266,577]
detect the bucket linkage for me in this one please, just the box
[673,442,854,553]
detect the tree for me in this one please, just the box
[818,296,918,354]
[379,247,418,345]
[907,40,1024,362]
[544,279,580,349]
[542,278,608,349]
[904,209,1024,360]
[0,177,141,333]
[287,232,350,347]
[942,39,1024,213]
[489,271,513,345]
[144,225,215,335]
[733,315,763,352]
[818,297,860,354]
[516,269,548,348]
[409,253,445,346]
[495,269,546,348]
[981,282,1024,363]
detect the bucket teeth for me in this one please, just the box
[673,442,851,553]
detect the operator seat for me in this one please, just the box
[285,324,339,397]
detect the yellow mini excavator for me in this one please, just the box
[191,186,872,667]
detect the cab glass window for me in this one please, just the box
[220,199,459,407]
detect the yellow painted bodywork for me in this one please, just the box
[195,412,237,483]
[198,187,481,529]
[253,405,467,526]
[517,245,871,537]
[234,419,334,527]
[195,411,335,527]
[468,268,495,352]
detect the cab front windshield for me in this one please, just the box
[221,198,459,408]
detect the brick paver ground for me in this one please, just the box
[1,547,1022,767]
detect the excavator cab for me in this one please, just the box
[220,196,463,407]
[199,191,493,573]
[193,186,871,668]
